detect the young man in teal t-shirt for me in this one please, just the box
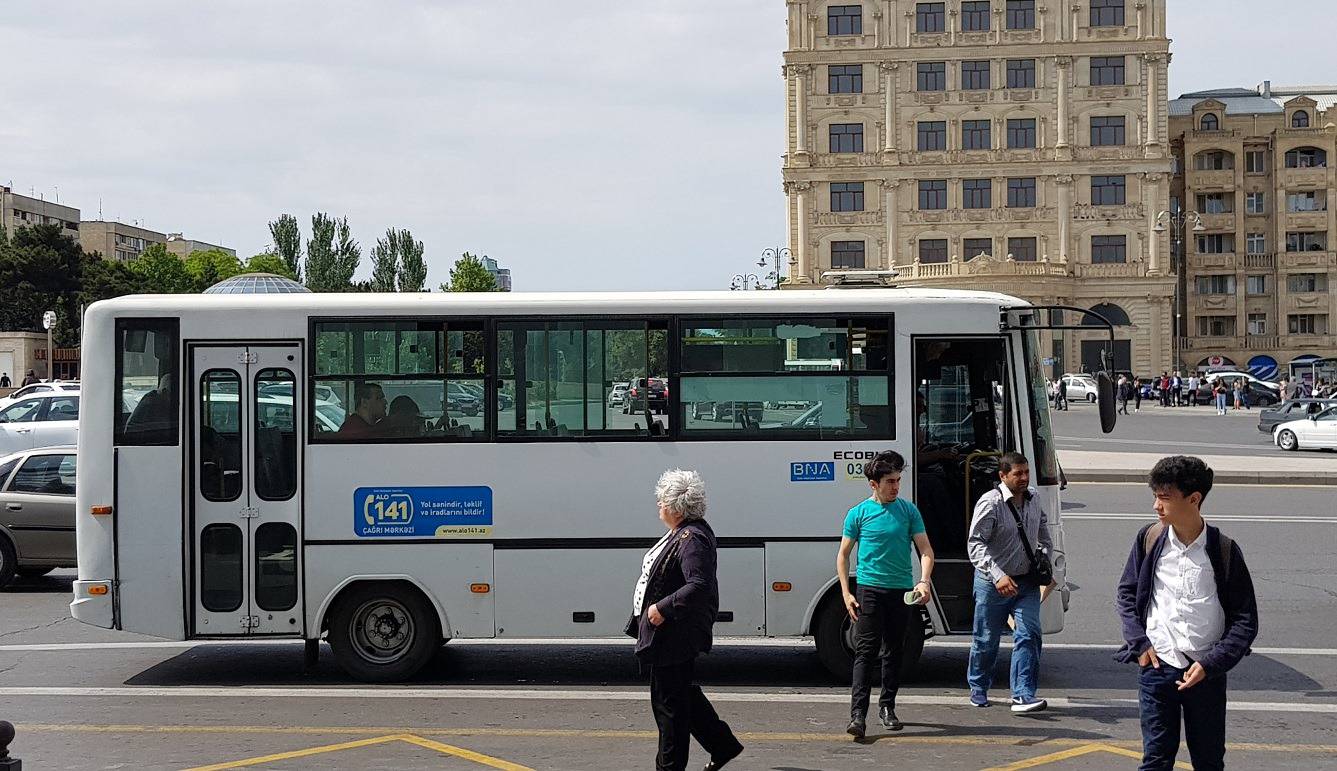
[836,450,936,739]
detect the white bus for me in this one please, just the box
[71,289,1113,682]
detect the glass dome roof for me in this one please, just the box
[204,273,310,294]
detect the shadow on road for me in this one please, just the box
[1,573,74,594]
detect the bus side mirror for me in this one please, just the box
[1096,371,1117,434]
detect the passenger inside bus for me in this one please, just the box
[383,395,425,438]
[336,382,386,438]
[125,373,175,433]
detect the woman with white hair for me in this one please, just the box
[627,469,744,771]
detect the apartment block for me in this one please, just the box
[0,185,80,238]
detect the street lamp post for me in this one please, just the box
[730,273,762,291]
[41,310,56,381]
[1154,210,1206,372]
[757,247,792,289]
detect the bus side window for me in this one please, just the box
[116,318,180,446]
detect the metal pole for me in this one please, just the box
[46,327,51,381]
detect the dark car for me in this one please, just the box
[623,377,668,415]
[1195,379,1280,407]
[1258,399,1337,433]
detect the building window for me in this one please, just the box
[918,180,948,210]
[1090,115,1125,146]
[828,5,863,35]
[1006,0,1035,29]
[1195,275,1236,295]
[961,1,991,31]
[1196,193,1232,214]
[1246,233,1267,255]
[917,62,946,91]
[917,121,947,151]
[1091,175,1126,206]
[1008,237,1038,261]
[1288,191,1325,212]
[829,64,863,94]
[961,60,991,90]
[1006,59,1036,88]
[1006,118,1037,149]
[1091,234,1127,263]
[1197,315,1236,337]
[1194,150,1234,171]
[1292,111,1310,129]
[1090,0,1125,26]
[1247,313,1268,336]
[831,182,865,212]
[1286,231,1328,251]
[1288,314,1328,335]
[962,119,992,150]
[1285,147,1327,168]
[1090,56,1125,86]
[1245,150,1267,173]
[1287,273,1328,293]
[1246,275,1267,295]
[963,238,993,259]
[1245,192,1267,214]
[963,179,992,209]
[919,239,948,263]
[830,123,865,153]
[916,2,945,32]
[831,240,867,269]
[1197,234,1234,254]
[1199,113,1219,131]
[1007,177,1037,208]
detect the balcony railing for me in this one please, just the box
[1243,253,1275,269]
[892,256,1069,281]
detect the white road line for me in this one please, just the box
[0,685,1332,714]
[1062,512,1337,524]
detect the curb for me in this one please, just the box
[1066,470,1337,486]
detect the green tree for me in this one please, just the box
[395,229,428,292]
[442,252,498,292]
[184,248,244,292]
[369,230,399,292]
[245,252,298,280]
[128,243,194,293]
[304,213,360,291]
[268,214,303,281]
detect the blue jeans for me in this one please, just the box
[1138,662,1227,771]
[967,572,1042,699]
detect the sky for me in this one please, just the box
[1,1,1333,292]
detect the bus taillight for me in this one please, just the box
[90,505,113,516]
[470,583,491,594]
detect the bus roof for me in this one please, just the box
[87,287,1028,317]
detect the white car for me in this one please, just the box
[607,382,629,408]
[0,392,80,456]
[0,381,79,412]
[1061,375,1100,403]
[1274,406,1337,451]
[1204,371,1279,394]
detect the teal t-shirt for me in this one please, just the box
[842,497,926,590]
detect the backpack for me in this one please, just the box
[1142,522,1233,582]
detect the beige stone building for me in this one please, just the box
[780,0,1174,374]
[164,233,235,259]
[79,220,166,262]
[1169,84,1337,383]
[0,185,80,239]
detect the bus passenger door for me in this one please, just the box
[913,337,1017,634]
[191,344,303,637]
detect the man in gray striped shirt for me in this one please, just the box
[966,452,1054,713]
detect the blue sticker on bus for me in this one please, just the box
[790,462,835,482]
[354,486,493,538]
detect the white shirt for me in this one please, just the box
[631,530,675,616]
[1146,524,1226,669]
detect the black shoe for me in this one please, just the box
[703,744,743,771]
[879,704,903,730]
[846,715,866,740]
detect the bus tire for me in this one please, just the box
[327,582,441,683]
[0,535,15,589]
[813,594,928,684]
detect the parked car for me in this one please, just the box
[1204,371,1280,395]
[1274,406,1337,451]
[1194,379,1280,407]
[258,381,344,408]
[0,392,79,457]
[710,401,764,423]
[1061,374,1100,403]
[1258,399,1337,433]
[606,382,630,408]
[623,378,668,414]
[0,381,79,412]
[0,446,77,588]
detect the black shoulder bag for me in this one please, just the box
[1005,499,1053,587]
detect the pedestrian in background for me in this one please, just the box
[966,452,1054,713]
[1053,377,1068,411]
[1231,381,1243,411]
[1170,372,1182,407]
[0,373,9,389]
[1115,456,1258,771]
[1117,376,1131,415]
[1134,378,1143,412]
[1213,382,1228,415]
[837,450,935,739]
[20,370,38,387]
[1186,374,1200,406]
[631,469,743,771]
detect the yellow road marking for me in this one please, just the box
[982,742,1192,770]
[182,733,534,771]
[15,723,1337,756]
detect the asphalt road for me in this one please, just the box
[2,483,1335,770]
[1050,400,1293,457]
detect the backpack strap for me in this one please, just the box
[1141,522,1164,557]
[1216,530,1234,584]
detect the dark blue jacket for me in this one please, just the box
[1114,522,1259,674]
[634,520,720,666]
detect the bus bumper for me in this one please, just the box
[70,580,115,629]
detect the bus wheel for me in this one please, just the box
[814,595,928,683]
[328,583,441,682]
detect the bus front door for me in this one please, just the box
[913,337,1018,634]
[191,344,304,637]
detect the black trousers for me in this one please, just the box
[1138,663,1227,771]
[649,658,742,771]
[850,585,912,716]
